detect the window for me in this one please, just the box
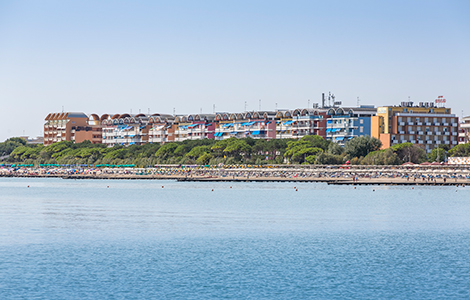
[360,127,363,133]
[360,119,364,124]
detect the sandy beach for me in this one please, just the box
[2,165,470,186]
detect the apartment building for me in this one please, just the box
[275,109,327,139]
[173,114,216,142]
[326,106,376,145]
[101,113,155,147]
[43,112,89,146]
[459,116,470,144]
[372,102,459,152]
[214,111,276,140]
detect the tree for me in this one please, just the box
[390,142,426,164]
[284,140,323,164]
[186,145,211,159]
[362,148,401,165]
[428,147,445,162]
[448,143,470,157]
[316,153,344,165]
[344,136,382,159]
[155,143,178,159]
[327,143,344,155]
[223,139,251,160]
[300,135,330,150]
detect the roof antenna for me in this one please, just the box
[148,108,150,115]
[357,97,360,107]
[173,108,175,116]
[213,104,215,114]
[308,99,310,108]
[244,101,247,112]
[200,107,202,114]
[259,99,261,111]
[62,106,64,113]
[275,103,278,110]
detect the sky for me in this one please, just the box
[0,0,469,141]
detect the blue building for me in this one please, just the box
[326,106,376,145]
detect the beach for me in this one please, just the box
[1,165,469,185]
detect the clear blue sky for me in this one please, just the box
[1,0,469,141]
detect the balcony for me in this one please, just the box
[443,123,449,126]
[408,131,415,134]
[418,131,424,135]
[407,122,414,126]
[399,122,405,126]
[444,132,450,136]
[452,141,458,145]
[433,123,440,126]
[425,122,432,126]
[427,141,433,144]
[416,122,423,126]
[435,132,441,136]
[418,140,424,144]
[399,131,405,134]
[452,132,458,136]
[452,123,458,127]
[427,132,433,135]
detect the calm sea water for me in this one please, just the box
[1,178,470,299]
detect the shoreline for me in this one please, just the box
[1,173,468,186]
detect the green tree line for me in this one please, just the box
[2,136,470,167]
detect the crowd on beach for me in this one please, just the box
[1,164,470,182]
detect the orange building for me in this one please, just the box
[43,112,90,146]
[371,102,459,152]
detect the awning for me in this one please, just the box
[326,128,332,132]
[335,137,344,141]
[327,120,333,124]
[283,120,294,125]
[129,142,135,145]
[252,131,260,135]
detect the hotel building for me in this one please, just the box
[371,102,459,152]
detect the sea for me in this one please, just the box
[1,177,470,299]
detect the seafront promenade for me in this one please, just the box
[1,165,470,186]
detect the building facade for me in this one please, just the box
[459,116,470,144]
[326,106,376,145]
[371,102,459,152]
[43,112,89,146]
[43,102,465,150]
